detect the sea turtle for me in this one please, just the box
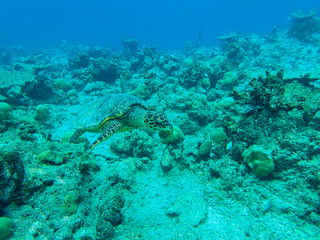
[70,93,172,152]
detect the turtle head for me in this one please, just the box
[144,111,172,133]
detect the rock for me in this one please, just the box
[310,110,320,131]
[0,69,34,89]
[288,10,320,42]
[83,81,107,94]
[199,76,211,89]
[183,58,195,69]
[73,227,96,240]
[160,141,184,172]
[70,52,90,69]
[0,144,25,206]
[96,191,125,226]
[96,220,114,239]
[160,147,174,172]
[122,37,139,56]
[37,150,67,166]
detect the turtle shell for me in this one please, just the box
[76,93,151,128]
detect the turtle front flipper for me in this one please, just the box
[70,129,86,143]
[88,121,122,153]
[70,125,98,143]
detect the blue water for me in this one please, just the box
[0,0,318,50]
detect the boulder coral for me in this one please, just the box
[0,102,15,121]
[0,217,14,240]
[198,140,212,160]
[217,71,238,90]
[34,105,50,121]
[210,127,228,144]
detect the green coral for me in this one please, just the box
[218,97,235,108]
[0,102,15,121]
[218,71,238,90]
[60,132,75,143]
[199,76,211,89]
[34,105,50,121]
[160,126,184,145]
[61,193,79,216]
[66,89,78,99]
[210,127,228,144]
[37,150,67,165]
[78,154,100,173]
[243,145,275,177]
[198,140,212,160]
[54,78,73,92]
[129,84,149,99]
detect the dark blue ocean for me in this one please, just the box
[0,0,318,50]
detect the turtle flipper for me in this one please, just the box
[70,129,85,143]
[88,121,122,152]
[70,125,98,143]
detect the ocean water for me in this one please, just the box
[1,1,320,240]
[0,0,318,50]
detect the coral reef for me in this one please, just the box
[288,10,320,42]
[1,12,320,239]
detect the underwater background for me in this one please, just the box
[1,0,320,239]
[0,0,318,50]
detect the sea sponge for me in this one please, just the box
[0,217,14,240]
[160,126,185,145]
[243,145,274,177]
[0,102,15,121]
